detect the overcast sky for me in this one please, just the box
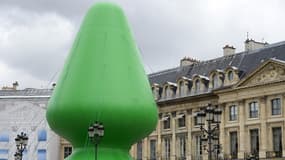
[0,0,284,89]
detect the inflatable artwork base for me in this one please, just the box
[46,2,158,160]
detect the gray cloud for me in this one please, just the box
[0,0,285,88]
[0,7,75,81]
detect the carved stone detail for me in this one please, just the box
[244,64,285,86]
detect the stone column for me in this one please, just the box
[187,109,192,160]
[157,113,162,160]
[238,100,246,159]
[259,96,267,158]
[171,112,176,160]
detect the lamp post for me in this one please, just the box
[88,121,104,160]
[197,104,222,160]
[14,132,28,160]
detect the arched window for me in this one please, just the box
[152,87,159,99]
[212,73,219,88]
[195,80,200,93]
[38,129,47,141]
[165,86,173,98]
[228,71,234,81]
[179,81,184,96]
[164,86,169,98]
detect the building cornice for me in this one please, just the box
[157,92,216,106]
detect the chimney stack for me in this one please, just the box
[2,81,18,90]
[12,81,19,90]
[244,39,268,51]
[180,57,199,67]
[223,45,236,56]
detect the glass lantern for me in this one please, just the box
[197,111,206,125]
[213,108,222,123]
[206,105,214,121]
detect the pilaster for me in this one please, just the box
[187,109,192,160]
[238,100,245,159]
[259,96,267,158]
[219,104,226,158]
[143,138,148,160]
[158,113,162,160]
[171,111,176,160]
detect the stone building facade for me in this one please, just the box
[130,39,285,160]
[0,88,72,160]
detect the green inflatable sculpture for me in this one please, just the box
[46,2,158,160]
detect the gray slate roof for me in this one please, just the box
[149,41,285,85]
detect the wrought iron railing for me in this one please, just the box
[244,152,259,160]
[191,155,203,160]
[177,156,187,160]
[266,151,282,158]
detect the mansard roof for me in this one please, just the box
[148,41,285,85]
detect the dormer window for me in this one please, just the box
[165,86,171,98]
[212,73,219,88]
[195,80,200,93]
[224,66,240,86]
[163,82,177,99]
[152,84,161,100]
[179,81,184,96]
[177,77,192,97]
[228,71,234,81]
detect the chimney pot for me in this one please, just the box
[223,45,236,56]
[244,39,268,51]
[180,57,199,67]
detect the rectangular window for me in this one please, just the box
[37,149,46,160]
[230,131,238,159]
[194,135,202,160]
[195,80,200,93]
[0,132,9,142]
[136,141,143,160]
[249,102,259,118]
[271,98,281,115]
[194,114,198,126]
[179,82,185,97]
[164,137,171,160]
[38,129,47,141]
[64,146,72,158]
[163,116,171,129]
[250,129,259,156]
[179,136,186,159]
[229,105,237,121]
[150,140,156,160]
[0,149,8,154]
[178,114,185,127]
[272,127,282,157]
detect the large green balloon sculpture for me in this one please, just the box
[46,2,158,160]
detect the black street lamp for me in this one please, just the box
[14,132,28,160]
[197,104,222,160]
[88,121,104,160]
